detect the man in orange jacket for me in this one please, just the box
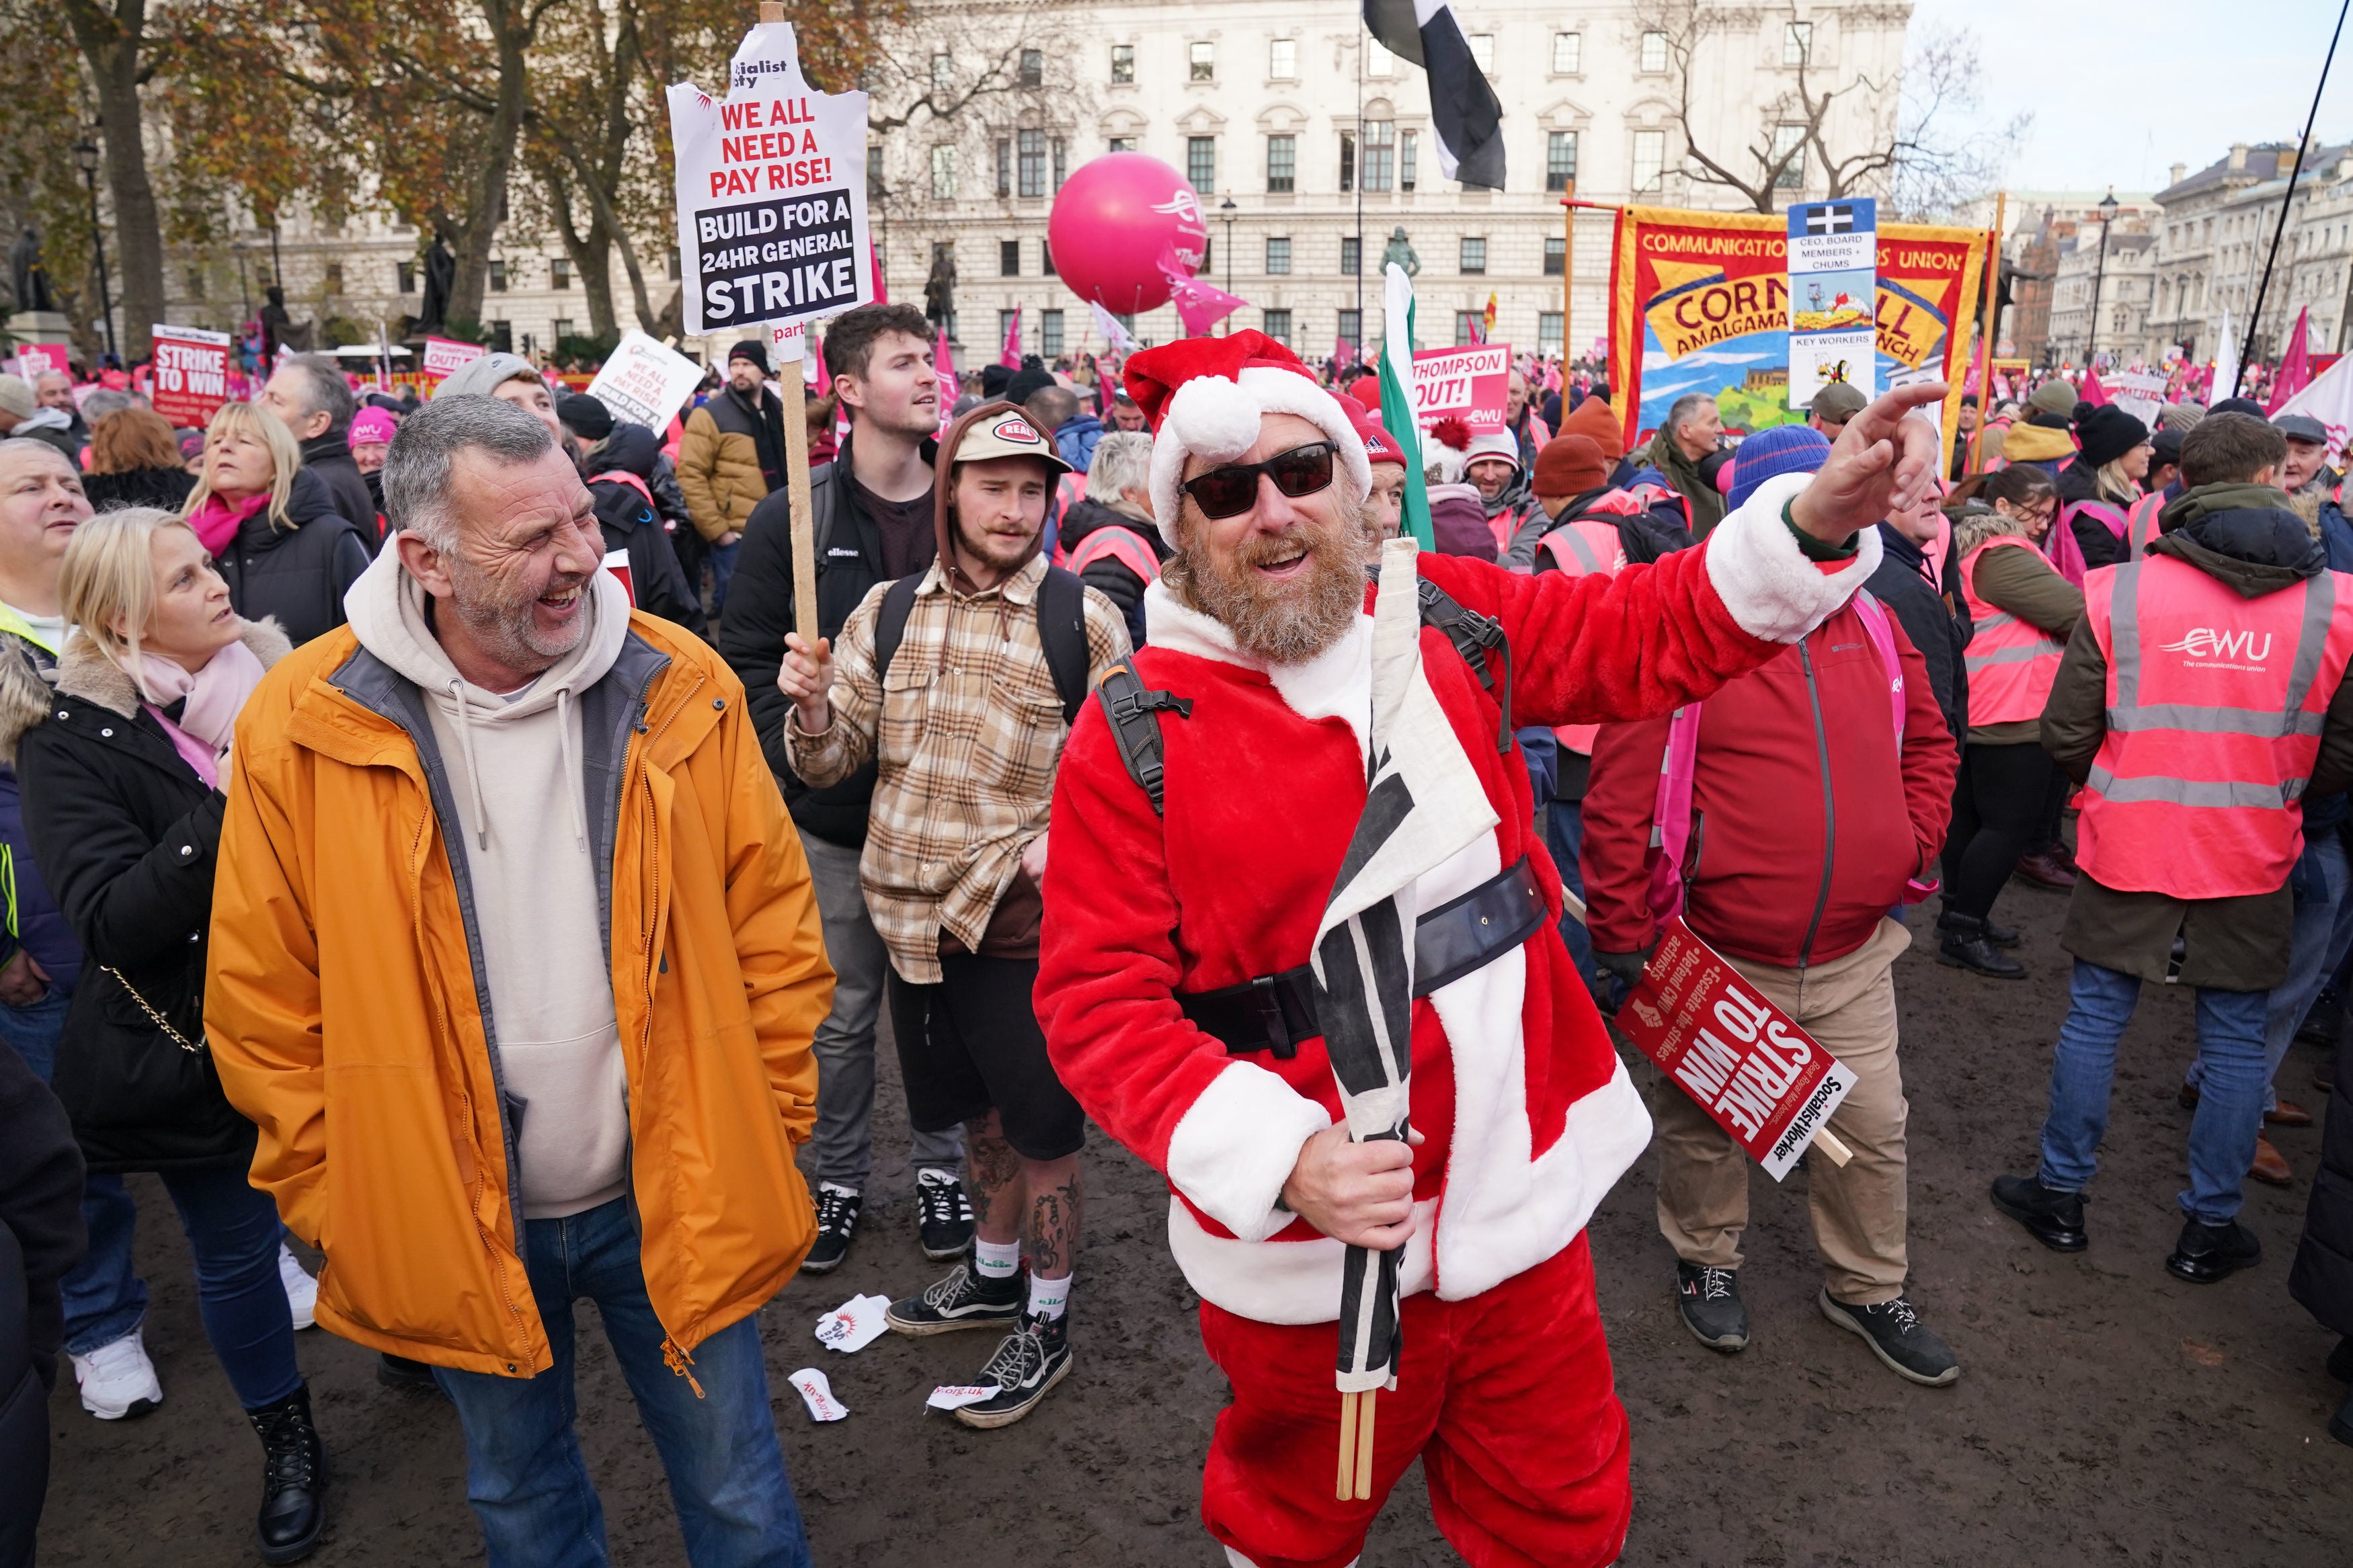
[206,395,834,1567]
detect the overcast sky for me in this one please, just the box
[1909,0,2353,194]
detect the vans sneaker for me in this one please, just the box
[886,1257,1025,1337]
[953,1313,1072,1430]
[916,1169,975,1260]
[73,1327,163,1419]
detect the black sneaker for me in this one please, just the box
[1817,1290,1960,1387]
[802,1184,861,1275]
[2165,1216,2261,1284]
[885,1258,1024,1336]
[915,1169,975,1261]
[1674,1262,1749,1353]
[1990,1173,2088,1251]
[953,1313,1072,1430]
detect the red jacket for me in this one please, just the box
[1582,597,1957,969]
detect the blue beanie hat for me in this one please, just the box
[1725,423,1833,514]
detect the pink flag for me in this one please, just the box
[1334,337,1355,370]
[2079,368,2109,408]
[1000,305,1023,368]
[814,332,832,397]
[936,327,957,434]
[1159,256,1246,337]
[2270,307,2314,413]
[870,243,889,305]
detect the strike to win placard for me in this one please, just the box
[1614,919,1856,1182]
[1410,343,1511,433]
[668,22,873,335]
[148,325,230,427]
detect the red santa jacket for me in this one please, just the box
[1581,597,1956,968]
[1035,473,1880,1323]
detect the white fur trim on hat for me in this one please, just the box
[1148,366,1372,546]
[1464,429,1521,470]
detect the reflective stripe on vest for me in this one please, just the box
[2077,554,2353,899]
[2124,493,2165,560]
[1066,523,1160,587]
[1959,535,2066,725]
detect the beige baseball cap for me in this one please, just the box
[947,401,1072,475]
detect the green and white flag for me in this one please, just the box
[1378,263,1433,549]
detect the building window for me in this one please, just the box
[553,318,575,343]
[1640,30,1668,73]
[1042,241,1055,276]
[1052,137,1068,192]
[995,138,1012,197]
[932,52,953,92]
[1019,128,1046,197]
[1267,134,1296,192]
[1363,120,1394,192]
[1400,130,1419,192]
[1339,308,1362,351]
[1454,311,1481,346]
[1460,237,1486,274]
[1544,236,1566,276]
[1339,130,1356,193]
[1187,136,1215,191]
[1538,311,1563,356]
[1632,129,1665,194]
[490,321,512,353]
[1111,44,1134,83]
[668,246,681,280]
[1190,41,1214,81]
[1019,48,1043,87]
[488,259,508,292]
[1202,237,1211,274]
[1341,235,1361,275]
[932,145,959,199]
[1270,38,1295,80]
[998,309,1020,351]
[1468,33,1494,73]
[1546,131,1579,192]
[869,150,886,199]
[1367,37,1394,77]
[1552,32,1581,73]
[1115,312,1137,337]
[324,261,344,292]
[1266,237,1291,275]
[1108,136,1137,153]
[1041,308,1064,358]
[1784,22,1812,65]
[1262,308,1292,346]
[397,260,415,294]
[1771,124,1806,190]
[551,257,571,290]
[1000,239,1021,276]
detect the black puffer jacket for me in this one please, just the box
[1868,521,1970,745]
[9,622,291,1171]
[213,467,370,646]
[298,429,383,556]
[586,424,709,636]
[83,466,195,515]
[2292,1030,2353,1339]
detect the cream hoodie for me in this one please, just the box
[346,546,635,1218]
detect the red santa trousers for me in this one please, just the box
[1197,1235,1632,1568]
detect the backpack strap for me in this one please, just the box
[1094,661,1193,816]
[871,573,922,685]
[1414,577,1514,753]
[1036,565,1090,727]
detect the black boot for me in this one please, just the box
[2164,1216,2261,1284]
[1981,916,2022,947]
[1990,1174,2087,1251]
[1937,912,2026,979]
[248,1383,327,1563]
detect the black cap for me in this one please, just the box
[557,393,615,442]
[728,338,770,373]
[1005,367,1058,405]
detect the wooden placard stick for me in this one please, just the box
[1811,1127,1853,1166]
[1335,1391,1359,1499]
[1352,1387,1377,1502]
[750,0,819,647]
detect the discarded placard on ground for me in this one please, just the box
[787,1366,848,1422]
[813,1293,892,1354]
[924,1383,998,1411]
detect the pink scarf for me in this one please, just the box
[188,491,270,557]
[133,638,266,790]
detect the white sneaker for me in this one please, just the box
[278,1241,318,1330]
[71,1328,163,1419]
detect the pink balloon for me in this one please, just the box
[1047,153,1210,315]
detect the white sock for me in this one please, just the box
[973,1236,1022,1279]
[1027,1272,1072,1321]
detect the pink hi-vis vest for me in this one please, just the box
[1960,534,2069,727]
[1646,591,1929,921]
[1536,515,1629,755]
[2077,554,2353,900]
[2123,492,2165,559]
[1064,522,1160,587]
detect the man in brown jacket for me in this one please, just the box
[677,339,789,613]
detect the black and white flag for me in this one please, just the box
[1361,0,1506,191]
[1310,537,1497,1394]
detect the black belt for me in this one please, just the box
[1175,857,1548,1059]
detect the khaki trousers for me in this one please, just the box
[1642,917,1912,1305]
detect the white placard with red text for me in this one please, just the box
[11,343,69,381]
[422,337,488,384]
[584,331,705,431]
[148,325,231,428]
[1411,343,1512,433]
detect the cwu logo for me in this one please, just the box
[2158,628,2274,662]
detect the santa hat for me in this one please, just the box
[1123,331,1371,546]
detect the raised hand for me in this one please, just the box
[1788,380,1951,546]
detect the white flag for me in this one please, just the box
[2275,352,2353,464]
[1089,301,1140,358]
[2211,308,2239,408]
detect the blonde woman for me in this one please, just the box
[182,400,369,645]
[4,508,323,1563]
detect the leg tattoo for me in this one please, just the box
[966,1114,1027,1244]
[1025,1161,1084,1279]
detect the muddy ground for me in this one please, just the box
[39,892,2353,1566]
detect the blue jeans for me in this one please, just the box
[0,987,150,1354]
[707,538,743,617]
[154,1164,303,1409]
[2038,960,2270,1223]
[2186,829,2353,1112]
[1546,798,1601,1003]
[433,1197,810,1568]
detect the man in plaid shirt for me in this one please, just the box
[779,400,1129,1428]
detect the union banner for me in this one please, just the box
[1606,206,1991,464]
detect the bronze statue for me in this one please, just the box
[9,226,54,315]
[1379,226,1419,279]
[923,243,957,327]
[258,285,315,362]
[419,237,456,333]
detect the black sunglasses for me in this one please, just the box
[1181,442,1338,520]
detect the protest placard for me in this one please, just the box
[148,325,231,427]
[1787,198,1878,411]
[1614,919,1857,1181]
[1410,343,1511,431]
[12,343,69,381]
[584,330,705,430]
[422,337,487,384]
[2106,369,2166,429]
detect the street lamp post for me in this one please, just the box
[1219,196,1237,337]
[2086,188,2120,372]
[72,138,117,365]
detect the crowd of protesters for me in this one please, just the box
[1,310,2350,1568]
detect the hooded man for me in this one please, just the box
[578,420,709,635]
[1031,329,1947,1568]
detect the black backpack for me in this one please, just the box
[870,564,1091,727]
[1097,575,1513,816]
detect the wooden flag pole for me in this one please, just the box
[1965,192,2005,473]
[749,1,820,645]
[1559,181,1575,364]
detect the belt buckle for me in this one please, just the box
[1249,975,1297,1060]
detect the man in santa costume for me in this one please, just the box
[1034,331,1944,1568]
